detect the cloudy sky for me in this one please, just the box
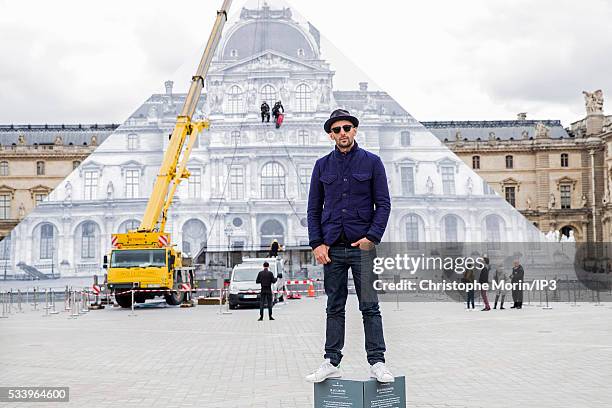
[0,0,610,127]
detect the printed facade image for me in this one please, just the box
[1,2,540,278]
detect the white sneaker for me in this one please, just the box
[305,359,342,383]
[370,362,395,383]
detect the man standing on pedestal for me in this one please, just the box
[305,109,393,383]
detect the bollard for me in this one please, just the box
[571,280,580,307]
[49,290,59,315]
[128,289,137,317]
[81,290,89,313]
[70,291,79,319]
[538,286,542,307]
[566,275,571,304]
[594,281,603,307]
[8,290,13,314]
[526,287,531,306]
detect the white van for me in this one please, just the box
[228,257,286,310]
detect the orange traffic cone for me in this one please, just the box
[307,282,315,297]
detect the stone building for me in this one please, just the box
[0,3,531,278]
[0,125,117,239]
[427,90,611,248]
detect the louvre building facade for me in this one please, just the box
[1,4,535,277]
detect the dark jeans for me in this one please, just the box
[261,112,270,122]
[260,292,273,318]
[324,246,386,366]
[466,290,475,308]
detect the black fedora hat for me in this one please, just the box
[323,109,359,133]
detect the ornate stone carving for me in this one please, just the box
[583,89,603,114]
[426,177,434,195]
[548,193,555,209]
[535,122,550,138]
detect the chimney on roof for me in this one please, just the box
[165,80,174,96]
[359,82,368,92]
[517,112,527,121]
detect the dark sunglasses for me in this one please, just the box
[331,124,354,134]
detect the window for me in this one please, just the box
[561,153,569,167]
[560,185,571,209]
[405,214,420,249]
[0,194,10,219]
[229,166,244,200]
[298,167,311,199]
[84,171,99,200]
[35,193,47,205]
[441,167,455,195]
[225,85,244,114]
[400,131,411,147]
[400,166,414,196]
[230,131,241,145]
[444,216,458,242]
[297,48,305,57]
[261,162,285,199]
[0,161,8,176]
[125,169,139,198]
[295,83,312,112]
[505,155,513,169]
[188,168,201,199]
[72,161,81,170]
[81,222,96,259]
[127,134,139,150]
[505,186,516,207]
[472,156,480,169]
[119,219,140,233]
[298,130,309,146]
[485,216,502,250]
[40,224,54,260]
[36,161,45,175]
[260,84,277,104]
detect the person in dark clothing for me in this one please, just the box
[256,262,277,320]
[272,100,284,121]
[268,239,281,258]
[306,109,394,384]
[479,257,491,311]
[493,267,507,310]
[510,259,525,309]
[261,101,270,123]
[463,268,475,310]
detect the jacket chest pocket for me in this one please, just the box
[352,172,372,194]
[320,174,338,195]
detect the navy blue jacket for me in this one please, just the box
[307,142,391,249]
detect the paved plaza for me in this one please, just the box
[1,295,611,408]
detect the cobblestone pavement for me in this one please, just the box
[1,296,611,408]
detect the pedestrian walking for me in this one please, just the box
[479,257,491,311]
[510,259,525,309]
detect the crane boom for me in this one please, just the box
[139,0,232,232]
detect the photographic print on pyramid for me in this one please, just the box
[1,0,550,281]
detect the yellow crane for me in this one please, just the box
[103,0,233,308]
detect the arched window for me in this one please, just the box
[260,219,284,248]
[182,219,207,262]
[405,214,423,249]
[40,224,54,260]
[297,48,305,57]
[225,85,244,114]
[260,84,277,104]
[295,83,312,112]
[261,162,285,199]
[36,161,45,175]
[118,219,140,233]
[0,161,8,176]
[505,155,513,169]
[81,222,97,259]
[485,215,503,250]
